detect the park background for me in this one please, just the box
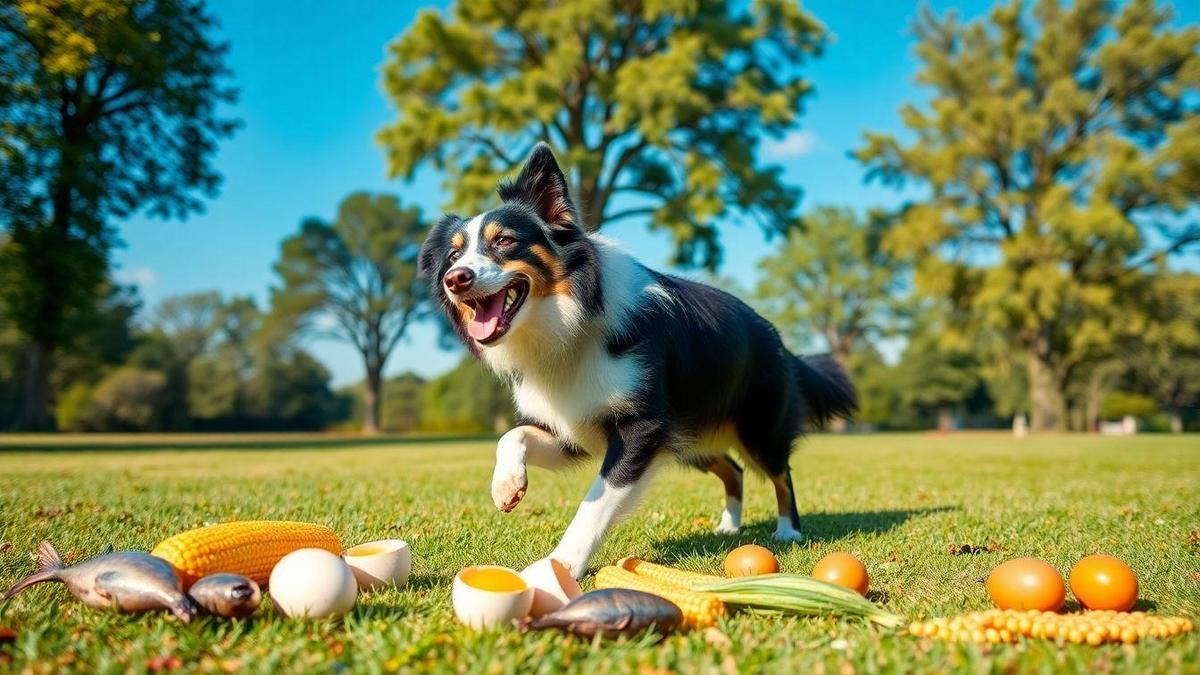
[1,0,1198,436]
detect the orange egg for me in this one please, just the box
[811,552,869,596]
[1069,554,1138,611]
[723,545,780,577]
[985,558,1066,611]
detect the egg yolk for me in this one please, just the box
[462,568,527,592]
[346,544,390,556]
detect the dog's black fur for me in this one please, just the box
[420,144,857,574]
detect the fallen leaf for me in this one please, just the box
[1187,572,1200,582]
[1187,531,1200,548]
[0,542,11,553]
[0,626,15,644]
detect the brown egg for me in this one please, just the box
[811,552,869,596]
[986,557,1065,612]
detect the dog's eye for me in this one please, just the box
[448,249,462,263]
[493,236,515,248]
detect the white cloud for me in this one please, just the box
[761,130,818,159]
[115,266,158,289]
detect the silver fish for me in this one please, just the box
[1,541,196,623]
[526,588,683,638]
[188,573,261,618]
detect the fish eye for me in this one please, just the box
[448,249,463,263]
[493,235,516,248]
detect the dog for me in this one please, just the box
[419,144,857,578]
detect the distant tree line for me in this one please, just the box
[0,289,349,431]
[2,0,1196,434]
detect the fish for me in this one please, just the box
[1,541,197,623]
[526,588,683,638]
[187,573,261,618]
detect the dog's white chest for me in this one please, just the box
[513,344,641,452]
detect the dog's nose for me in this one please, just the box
[443,267,475,294]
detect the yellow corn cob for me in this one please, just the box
[595,565,726,628]
[618,557,723,587]
[152,520,341,588]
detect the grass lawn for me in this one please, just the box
[1,433,1197,673]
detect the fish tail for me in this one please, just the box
[1,570,60,604]
[1,542,65,605]
[36,541,65,573]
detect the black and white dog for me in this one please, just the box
[419,144,857,577]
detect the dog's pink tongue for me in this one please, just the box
[467,292,505,341]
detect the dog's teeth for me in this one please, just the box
[505,288,516,310]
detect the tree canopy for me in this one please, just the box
[0,0,237,428]
[379,0,826,269]
[755,206,904,362]
[857,0,1199,431]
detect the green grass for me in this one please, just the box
[1,433,1197,673]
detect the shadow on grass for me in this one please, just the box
[650,506,958,560]
[0,433,499,454]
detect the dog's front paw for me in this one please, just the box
[772,526,804,543]
[491,465,528,512]
[713,522,740,535]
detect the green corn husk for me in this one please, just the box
[692,574,904,628]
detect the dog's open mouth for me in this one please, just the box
[464,277,530,344]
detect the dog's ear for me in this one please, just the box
[498,143,579,231]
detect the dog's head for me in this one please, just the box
[420,144,600,355]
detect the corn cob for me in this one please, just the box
[152,520,341,588]
[618,557,723,585]
[618,557,902,627]
[595,565,726,628]
[694,573,904,627]
[909,608,1194,645]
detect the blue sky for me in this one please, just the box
[112,0,1199,387]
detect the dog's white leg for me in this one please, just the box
[715,497,742,535]
[550,472,653,578]
[771,472,804,542]
[491,425,573,512]
[705,456,743,534]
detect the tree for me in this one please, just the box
[269,193,428,434]
[83,366,170,431]
[0,0,237,428]
[1129,272,1200,433]
[244,349,341,431]
[153,291,223,364]
[420,357,513,433]
[893,308,980,432]
[379,0,826,269]
[857,0,1199,431]
[755,206,904,363]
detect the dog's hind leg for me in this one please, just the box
[704,455,744,534]
[770,470,804,543]
[491,424,579,512]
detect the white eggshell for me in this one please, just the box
[269,548,358,618]
[520,558,582,618]
[452,566,533,630]
[343,539,411,591]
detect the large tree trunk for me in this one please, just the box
[363,365,382,435]
[1169,408,1184,434]
[1027,351,1067,432]
[15,342,54,430]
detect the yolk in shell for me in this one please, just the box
[461,568,527,592]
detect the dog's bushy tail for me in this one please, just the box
[792,353,858,429]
